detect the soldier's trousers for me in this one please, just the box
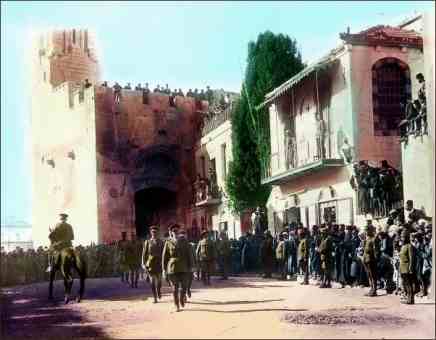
[320,263,332,287]
[168,272,190,308]
[364,261,377,294]
[200,260,213,285]
[277,259,287,279]
[150,273,162,300]
[300,259,309,284]
[401,273,415,304]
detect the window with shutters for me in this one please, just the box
[372,58,411,136]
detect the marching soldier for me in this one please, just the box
[298,228,310,285]
[142,226,164,303]
[116,232,129,283]
[126,233,143,288]
[178,229,195,299]
[217,231,231,280]
[260,230,274,278]
[47,213,74,273]
[319,227,333,288]
[196,229,216,286]
[162,224,193,312]
[363,221,380,296]
[399,230,416,304]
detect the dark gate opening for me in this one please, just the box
[134,187,176,239]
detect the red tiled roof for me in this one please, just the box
[340,25,422,48]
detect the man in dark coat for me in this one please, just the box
[260,230,274,278]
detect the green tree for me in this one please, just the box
[226,31,305,213]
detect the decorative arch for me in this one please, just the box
[372,57,411,136]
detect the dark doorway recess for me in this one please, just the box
[134,187,176,239]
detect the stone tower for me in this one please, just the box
[31,29,101,247]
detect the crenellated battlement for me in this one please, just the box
[94,85,210,114]
[36,29,99,88]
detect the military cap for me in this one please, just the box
[59,213,68,217]
[320,227,328,233]
[169,223,180,231]
[179,228,186,235]
[150,225,159,231]
[201,228,209,236]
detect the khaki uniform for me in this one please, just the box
[363,235,380,296]
[143,238,164,301]
[319,234,333,288]
[276,240,288,280]
[298,237,309,284]
[163,237,193,309]
[48,222,74,269]
[126,239,143,288]
[116,240,129,282]
[196,238,216,285]
[399,243,416,304]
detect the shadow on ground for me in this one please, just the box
[0,288,107,338]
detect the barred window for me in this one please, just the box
[372,58,411,136]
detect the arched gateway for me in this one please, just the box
[132,144,180,238]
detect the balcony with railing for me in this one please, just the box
[193,170,222,207]
[201,104,232,137]
[261,136,344,185]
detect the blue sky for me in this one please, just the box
[1,1,434,225]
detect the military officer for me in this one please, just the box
[127,233,143,288]
[399,230,416,304]
[47,213,74,272]
[260,230,274,278]
[298,228,310,285]
[217,231,232,280]
[319,227,333,288]
[116,232,129,283]
[196,229,216,286]
[162,224,193,312]
[142,225,164,303]
[363,221,380,296]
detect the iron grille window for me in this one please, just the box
[372,58,411,136]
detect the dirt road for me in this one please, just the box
[1,276,434,339]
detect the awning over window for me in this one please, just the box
[257,46,343,110]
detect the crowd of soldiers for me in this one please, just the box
[1,199,432,309]
[0,242,122,287]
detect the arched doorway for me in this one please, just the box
[135,187,176,239]
[131,145,180,239]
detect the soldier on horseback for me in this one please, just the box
[47,213,74,273]
[47,213,86,303]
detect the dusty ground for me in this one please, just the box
[1,275,435,339]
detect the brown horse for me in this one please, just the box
[48,248,87,304]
